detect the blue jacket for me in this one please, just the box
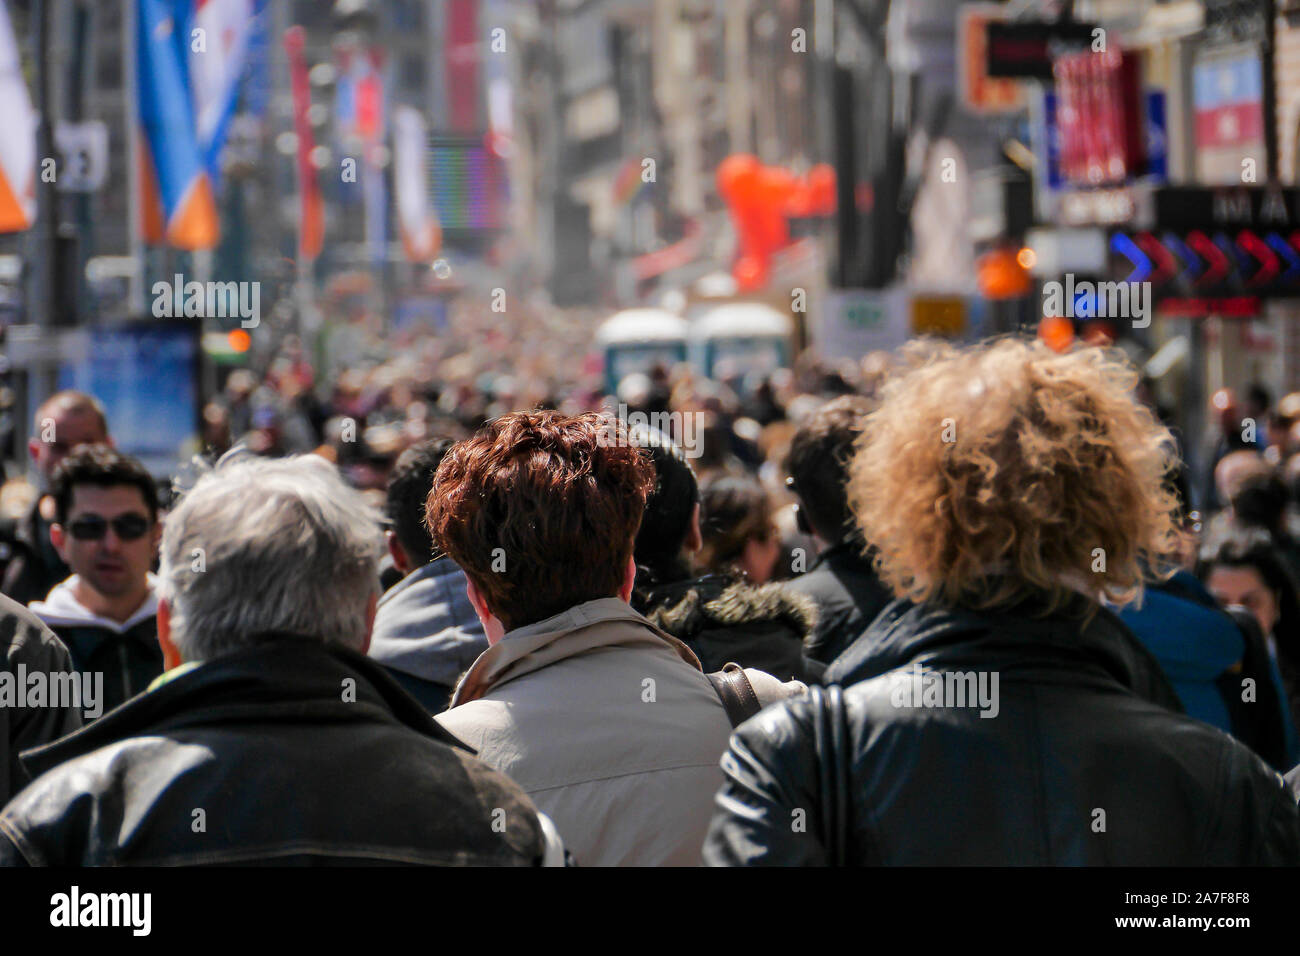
[368,557,488,713]
[1118,571,1299,767]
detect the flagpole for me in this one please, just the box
[123,0,143,316]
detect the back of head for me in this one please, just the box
[34,390,109,438]
[426,410,655,630]
[697,473,773,575]
[386,438,456,566]
[1229,469,1289,533]
[1216,450,1268,505]
[631,425,700,582]
[848,338,1182,612]
[784,394,874,544]
[159,455,382,661]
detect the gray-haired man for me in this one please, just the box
[0,455,563,865]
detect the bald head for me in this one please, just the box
[1214,450,1269,508]
[29,391,111,483]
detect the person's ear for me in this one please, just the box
[157,599,183,671]
[385,530,411,575]
[466,577,506,645]
[359,591,377,655]
[686,502,703,553]
[619,553,637,603]
[49,522,68,562]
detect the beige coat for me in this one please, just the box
[436,598,799,866]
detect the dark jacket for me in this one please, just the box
[0,503,69,608]
[1,595,82,805]
[0,636,553,866]
[783,541,893,667]
[636,574,824,684]
[28,576,163,717]
[368,556,489,713]
[704,593,1300,865]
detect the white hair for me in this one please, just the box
[159,455,383,662]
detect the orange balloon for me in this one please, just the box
[977,249,1032,299]
[733,255,769,292]
[786,180,814,217]
[717,154,760,201]
[1039,315,1075,353]
[807,164,836,214]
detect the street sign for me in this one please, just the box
[958,5,1025,114]
[985,20,1097,79]
[1054,48,1146,186]
[1154,186,1300,231]
[1192,43,1266,185]
[815,288,908,359]
[911,296,968,337]
[1107,228,1300,299]
[53,120,108,193]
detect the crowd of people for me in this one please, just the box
[0,332,1299,865]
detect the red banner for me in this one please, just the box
[284,26,324,261]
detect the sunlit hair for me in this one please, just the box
[427,410,655,630]
[160,455,382,661]
[847,337,1184,612]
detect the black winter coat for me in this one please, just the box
[0,505,69,607]
[0,596,82,805]
[636,574,824,684]
[783,542,893,667]
[42,618,164,718]
[704,593,1300,865]
[0,636,551,866]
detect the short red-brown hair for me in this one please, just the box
[426,410,655,630]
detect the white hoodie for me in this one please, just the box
[29,573,160,634]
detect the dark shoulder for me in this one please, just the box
[0,593,72,670]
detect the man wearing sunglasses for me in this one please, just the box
[28,445,163,717]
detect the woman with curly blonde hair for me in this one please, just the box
[848,337,1185,613]
[705,338,1300,866]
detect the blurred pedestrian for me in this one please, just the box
[632,427,821,684]
[781,395,894,667]
[0,595,82,805]
[370,439,488,713]
[1200,528,1300,758]
[697,473,780,585]
[28,445,162,717]
[0,392,110,604]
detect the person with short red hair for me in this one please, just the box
[431,410,799,866]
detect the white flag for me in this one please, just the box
[393,106,440,262]
[0,0,36,232]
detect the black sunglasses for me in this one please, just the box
[68,513,152,542]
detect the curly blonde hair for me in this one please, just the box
[847,337,1184,613]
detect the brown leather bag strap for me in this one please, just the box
[706,662,763,728]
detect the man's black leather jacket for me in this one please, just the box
[0,635,550,865]
[704,593,1300,865]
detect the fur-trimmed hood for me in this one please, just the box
[641,575,817,642]
[635,575,822,683]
